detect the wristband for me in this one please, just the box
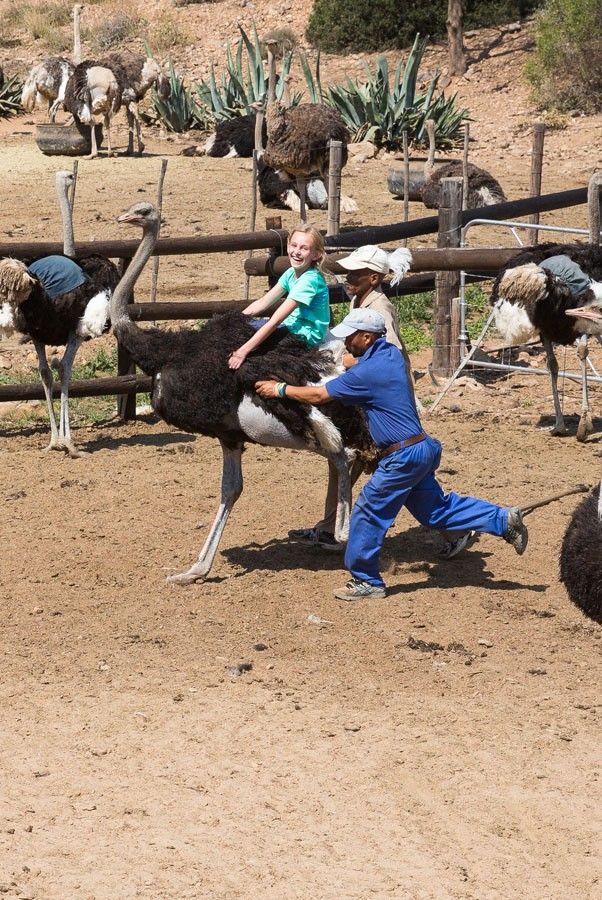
[276,382,287,398]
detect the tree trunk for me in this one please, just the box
[447,0,467,76]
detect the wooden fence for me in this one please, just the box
[0,184,592,413]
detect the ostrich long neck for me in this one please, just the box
[111,221,159,325]
[424,119,436,180]
[56,172,75,257]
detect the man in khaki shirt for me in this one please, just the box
[289,244,419,550]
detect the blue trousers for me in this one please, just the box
[345,435,509,587]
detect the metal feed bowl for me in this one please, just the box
[35,122,104,156]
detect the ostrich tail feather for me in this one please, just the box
[498,263,547,306]
[388,247,413,286]
[0,259,35,303]
[21,78,38,111]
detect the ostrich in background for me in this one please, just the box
[21,58,74,122]
[421,119,506,209]
[0,170,119,456]
[110,202,376,585]
[100,50,169,155]
[21,5,82,121]
[63,61,121,157]
[491,242,602,440]
[560,476,602,624]
[263,42,351,221]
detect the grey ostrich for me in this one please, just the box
[421,119,506,210]
[63,61,121,157]
[21,58,74,122]
[491,242,602,440]
[109,202,375,584]
[100,50,169,155]
[560,477,602,624]
[263,44,350,221]
[0,171,119,456]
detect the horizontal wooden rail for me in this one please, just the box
[323,186,588,248]
[0,373,152,402]
[245,246,525,278]
[0,228,289,262]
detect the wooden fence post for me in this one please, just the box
[529,122,545,246]
[265,215,283,289]
[432,177,463,378]
[402,130,410,240]
[116,255,137,421]
[327,140,343,237]
[588,171,602,244]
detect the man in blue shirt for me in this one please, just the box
[255,308,528,601]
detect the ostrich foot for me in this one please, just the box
[43,440,84,458]
[166,567,207,586]
[547,423,570,437]
[576,412,594,443]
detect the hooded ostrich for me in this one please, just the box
[0,171,119,456]
[63,61,121,157]
[491,242,602,440]
[110,202,375,585]
[99,51,169,155]
[560,478,602,624]
[21,58,74,122]
[263,44,350,221]
[421,119,506,210]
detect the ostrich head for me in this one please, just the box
[142,57,170,101]
[565,304,602,326]
[117,201,159,228]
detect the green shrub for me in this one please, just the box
[525,0,602,113]
[0,74,24,118]
[306,0,542,53]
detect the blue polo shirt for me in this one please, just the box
[28,255,88,300]
[325,337,423,447]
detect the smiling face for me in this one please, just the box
[287,230,322,273]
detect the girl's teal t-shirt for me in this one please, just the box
[277,266,330,346]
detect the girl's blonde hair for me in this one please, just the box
[288,223,325,269]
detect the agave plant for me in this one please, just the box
[0,75,23,119]
[147,61,207,132]
[193,24,299,123]
[312,34,469,150]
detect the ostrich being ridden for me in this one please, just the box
[0,170,119,456]
[491,242,602,440]
[110,202,375,585]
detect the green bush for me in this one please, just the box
[525,0,602,113]
[306,0,542,53]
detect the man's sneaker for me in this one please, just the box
[502,507,529,555]
[439,530,478,559]
[334,577,387,601]
[288,526,341,552]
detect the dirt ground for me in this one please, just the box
[1,17,602,900]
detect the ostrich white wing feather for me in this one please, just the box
[78,290,110,339]
[0,302,16,333]
[493,299,538,345]
[388,247,413,286]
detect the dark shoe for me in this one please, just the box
[334,578,387,601]
[288,526,341,552]
[439,530,478,559]
[503,507,528,555]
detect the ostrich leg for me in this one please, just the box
[167,442,244,585]
[57,333,84,457]
[127,102,144,156]
[331,448,352,542]
[125,104,135,156]
[89,123,99,159]
[296,176,307,223]
[576,334,594,442]
[542,336,568,435]
[105,114,113,157]
[33,341,61,451]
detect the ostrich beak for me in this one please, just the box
[565,305,602,323]
[117,211,143,224]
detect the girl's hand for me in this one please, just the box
[228,349,248,369]
[255,380,278,398]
